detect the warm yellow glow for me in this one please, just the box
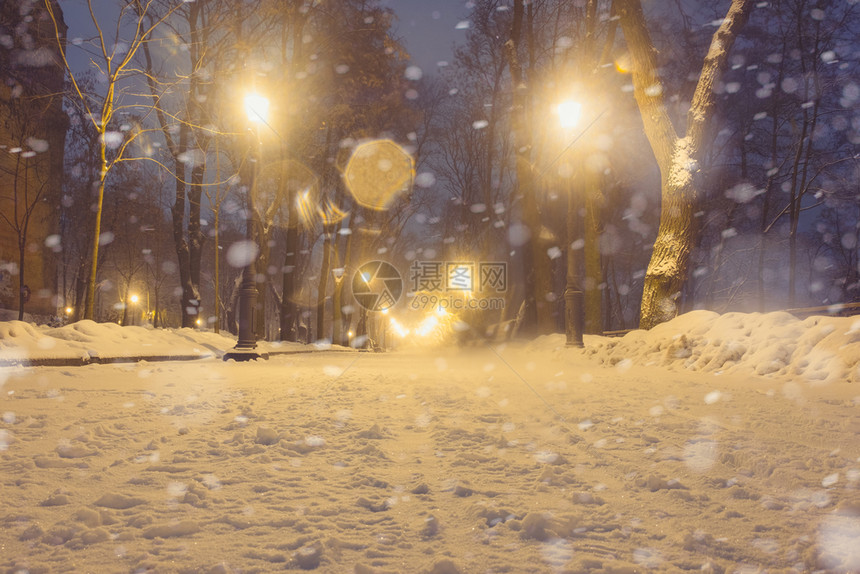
[415,315,439,337]
[389,317,410,338]
[195,318,202,326]
[435,306,447,317]
[64,307,72,315]
[614,53,632,74]
[348,330,354,338]
[295,187,318,228]
[556,100,582,129]
[129,294,139,304]
[381,308,389,315]
[244,93,270,123]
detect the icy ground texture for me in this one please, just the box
[0,311,858,573]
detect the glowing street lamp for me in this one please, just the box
[225,92,271,361]
[556,100,582,129]
[125,293,139,326]
[558,99,584,348]
[244,94,270,124]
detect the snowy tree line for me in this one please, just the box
[424,0,858,333]
[1,0,858,338]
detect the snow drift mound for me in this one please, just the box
[0,320,217,362]
[536,310,860,383]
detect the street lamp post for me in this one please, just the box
[557,100,585,348]
[224,93,271,361]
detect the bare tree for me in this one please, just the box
[618,0,754,329]
[43,0,181,320]
[506,0,556,335]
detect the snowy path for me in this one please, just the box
[1,346,858,573]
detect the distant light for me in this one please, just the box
[129,294,139,304]
[416,315,439,337]
[389,317,410,338]
[244,93,270,123]
[195,318,202,326]
[348,331,354,338]
[64,307,72,315]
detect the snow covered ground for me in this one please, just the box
[0,311,859,573]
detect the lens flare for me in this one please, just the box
[344,139,414,210]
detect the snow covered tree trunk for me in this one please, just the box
[619,0,753,329]
[639,139,700,329]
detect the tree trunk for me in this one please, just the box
[332,274,344,346]
[254,219,269,340]
[188,162,205,324]
[506,0,554,335]
[72,255,87,322]
[582,0,603,334]
[280,219,299,342]
[638,167,698,329]
[213,207,221,333]
[336,210,358,346]
[584,173,603,334]
[171,126,196,328]
[317,229,332,341]
[85,173,106,320]
[619,0,753,329]
[17,242,26,321]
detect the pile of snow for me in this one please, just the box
[0,320,312,364]
[4,311,860,382]
[531,310,860,383]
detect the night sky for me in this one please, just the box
[61,0,472,78]
[385,0,470,74]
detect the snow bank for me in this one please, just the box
[0,320,312,364]
[4,311,860,382]
[531,310,860,384]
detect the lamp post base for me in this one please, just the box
[223,347,269,362]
